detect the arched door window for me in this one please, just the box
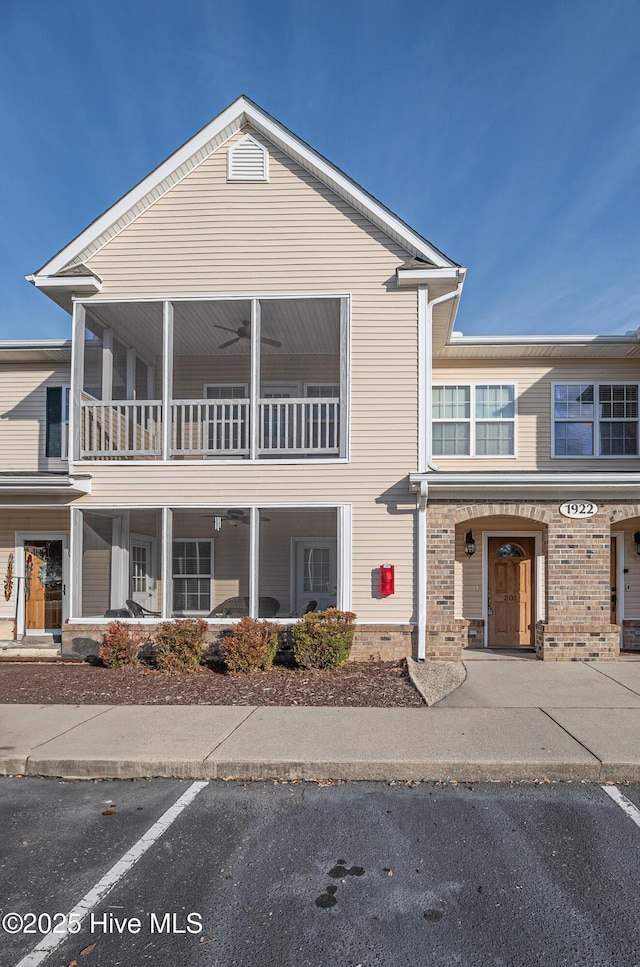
[495,543,526,559]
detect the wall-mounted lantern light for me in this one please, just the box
[465,530,476,558]
[634,532,640,555]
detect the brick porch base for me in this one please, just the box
[61,622,415,662]
[534,621,620,661]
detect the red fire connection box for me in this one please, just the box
[379,564,395,596]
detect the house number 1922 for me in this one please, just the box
[559,501,598,519]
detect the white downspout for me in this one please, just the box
[417,283,463,659]
[416,479,428,660]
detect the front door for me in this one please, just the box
[24,540,64,634]
[294,540,337,612]
[487,537,535,647]
[130,538,157,611]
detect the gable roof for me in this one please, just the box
[30,95,458,281]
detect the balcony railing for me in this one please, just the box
[81,400,163,458]
[80,398,340,458]
[171,399,250,456]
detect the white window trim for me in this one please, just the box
[15,531,70,638]
[171,538,214,616]
[56,384,71,460]
[551,381,640,459]
[432,382,517,459]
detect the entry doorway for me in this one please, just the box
[129,536,158,612]
[487,536,536,647]
[292,539,337,612]
[16,533,69,637]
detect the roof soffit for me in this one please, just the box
[31,96,457,281]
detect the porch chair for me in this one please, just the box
[288,600,318,617]
[125,599,161,618]
[208,596,280,618]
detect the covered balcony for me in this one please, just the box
[73,296,347,461]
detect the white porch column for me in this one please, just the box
[250,298,260,460]
[70,301,85,463]
[249,506,259,617]
[162,507,172,618]
[162,301,174,461]
[69,507,83,619]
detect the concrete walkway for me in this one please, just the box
[2,659,640,783]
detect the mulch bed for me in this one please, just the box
[0,659,424,707]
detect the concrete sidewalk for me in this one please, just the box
[2,658,640,783]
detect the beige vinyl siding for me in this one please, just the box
[433,359,640,471]
[68,125,419,623]
[0,363,71,471]
[0,510,69,621]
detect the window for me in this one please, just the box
[172,541,212,613]
[432,384,515,457]
[46,385,70,459]
[553,383,638,457]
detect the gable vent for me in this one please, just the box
[227,134,269,182]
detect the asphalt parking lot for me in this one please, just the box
[1,778,639,967]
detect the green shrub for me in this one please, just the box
[222,617,282,673]
[99,621,146,668]
[292,608,356,670]
[153,618,209,672]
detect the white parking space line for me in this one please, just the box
[13,780,208,967]
[601,785,640,829]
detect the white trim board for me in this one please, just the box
[30,97,458,281]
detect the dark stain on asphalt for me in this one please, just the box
[316,885,338,908]
[328,862,365,878]
[423,909,443,922]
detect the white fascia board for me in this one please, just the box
[29,276,102,292]
[244,103,455,267]
[448,333,638,347]
[32,96,457,279]
[410,471,640,490]
[0,339,72,350]
[0,476,91,496]
[33,98,248,278]
[396,267,463,286]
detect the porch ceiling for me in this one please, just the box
[85,297,340,357]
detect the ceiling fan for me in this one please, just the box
[201,508,271,527]
[213,321,282,351]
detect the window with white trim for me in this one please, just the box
[46,385,70,459]
[553,382,639,456]
[432,384,515,456]
[172,540,213,613]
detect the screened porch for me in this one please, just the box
[73,297,347,461]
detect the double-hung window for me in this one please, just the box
[172,540,213,613]
[432,384,515,457]
[553,383,639,457]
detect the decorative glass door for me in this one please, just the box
[24,540,64,633]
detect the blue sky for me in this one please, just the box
[1,0,639,339]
